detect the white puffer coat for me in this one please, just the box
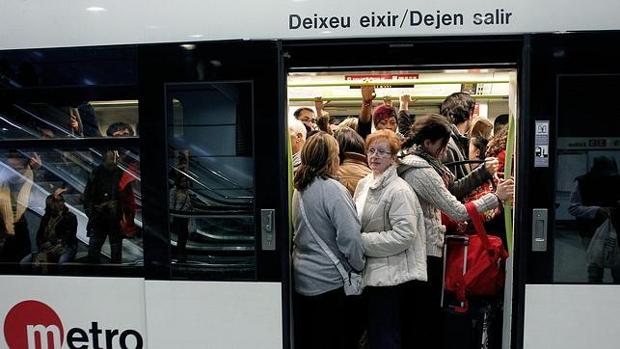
[354,165,427,287]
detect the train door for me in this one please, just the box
[284,37,522,349]
[138,41,290,349]
[517,32,620,349]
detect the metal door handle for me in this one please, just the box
[532,208,548,252]
[261,209,276,251]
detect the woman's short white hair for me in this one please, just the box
[288,117,307,140]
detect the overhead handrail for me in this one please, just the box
[288,95,508,102]
[287,79,509,88]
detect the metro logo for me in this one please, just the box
[3,300,143,349]
[4,300,64,349]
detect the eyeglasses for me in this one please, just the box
[367,148,393,157]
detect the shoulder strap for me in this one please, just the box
[465,201,491,250]
[298,192,351,280]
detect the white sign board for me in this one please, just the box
[525,285,620,349]
[0,276,146,349]
[144,281,283,349]
[0,0,620,49]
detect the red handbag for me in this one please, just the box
[444,202,508,309]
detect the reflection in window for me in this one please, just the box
[554,75,620,283]
[167,83,255,280]
[0,100,138,140]
[0,147,142,272]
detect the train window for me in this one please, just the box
[554,75,620,283]
[0,100,139,139]
[0,146,142,274]
[0,46,141,277]
[166,82,255,280]
[0,46,137,88]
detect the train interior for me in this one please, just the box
[286,67,519,346]
[287,69,513,126]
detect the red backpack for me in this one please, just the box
[444,202,508,309]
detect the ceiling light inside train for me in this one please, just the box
[86,6,107,12]
[189,34,204,38]
[180,44,196,51]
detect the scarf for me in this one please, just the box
[411,146,455,187]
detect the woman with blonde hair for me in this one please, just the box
[292,131,365,349]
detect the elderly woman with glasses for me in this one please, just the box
[353,130,426,349]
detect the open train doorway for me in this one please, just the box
[286,65,519,349]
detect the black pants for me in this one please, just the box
[412,256,444,349]
[172,217,189,262]
[293,288,362,349]
[365,280,423,349]
[0,219,30,263]
[88,220,122,264]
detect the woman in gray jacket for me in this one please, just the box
[292,132,365,349]
[399,114,514,348]
[354,130,426,349]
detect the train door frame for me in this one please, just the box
[283,35,526,349]
[518,31,620,349]
[138,40,292,348]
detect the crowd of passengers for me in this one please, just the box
[0,113,139,268]
[289,87,514,349]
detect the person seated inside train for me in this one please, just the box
[357,85,414,140]
[398,114,514,348]
[21,189,78,266]
[106,122,135,137]
[568,156,620,283]
[353,130,426,349]
[291,131,365,349]
[288,117,307,172]
[334,127,370,196]
[293,107,317,134]
[438,92,499,200]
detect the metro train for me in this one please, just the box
[0,1,619,348]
